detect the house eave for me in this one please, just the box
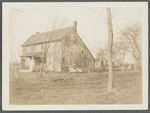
[71,27,95,61]
[21,39,62,47]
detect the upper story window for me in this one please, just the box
[82,50,84,54]
[88,60,93,67]
[22,47,26,54]
[26,46,31,53]
[31,45,36,51]
[41,44,45,51]
[88,60,90,66]
[48,43,54,52]
[71,33,74,40]
[36,45,41,51]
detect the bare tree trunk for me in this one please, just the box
[138,54,142,71]
[14,66,20,78]
[107,8,114,92]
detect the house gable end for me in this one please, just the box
[70,27,95,61]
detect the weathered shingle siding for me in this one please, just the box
[22,44,46,55]
[61,28,95,69]
[21,27,72,47]
[21,26,95,71]
[46,41,62,71]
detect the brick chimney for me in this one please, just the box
[73,21,77,32]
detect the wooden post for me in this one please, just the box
[107,7,114,92]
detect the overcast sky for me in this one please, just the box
[8,3,142,62]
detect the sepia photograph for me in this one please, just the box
[2,2,148,110]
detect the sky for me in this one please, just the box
[8,3,142,63]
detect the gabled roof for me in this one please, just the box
[71,29,95,61]
[21,27,72,47]
[21,26,95,60]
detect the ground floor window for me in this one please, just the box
[47,57,53,66]
[88,60,93,67]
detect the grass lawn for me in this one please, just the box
[9,67,142,105]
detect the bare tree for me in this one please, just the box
[96,41,120,70]
[119,23,142,71]
[112,38,132,71]
[62,35,79,74]
[9,8,23,78]
[96,46,107,61]
[10,48,21,78]
[39,17,64,77]
[96,45,108,70]
[12,8,23,14]
[107,7,114,92]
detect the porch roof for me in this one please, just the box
[20,52,43,57]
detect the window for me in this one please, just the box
[41,44,45,51]
[88,60,93,67]
[82,50,84,54]
[48,43,54,52]
[26,46,31,53]
[36,45,41,51]
[71,33,74,40]
[31,45,36,51]
[22,47,26,54]
[91,61,93,67]
[87,60,90,66]
[47,57,53,66]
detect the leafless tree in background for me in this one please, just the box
[10,8,23,78]
[96,41,121,71]
[119,23,142,71]
[10,49,21,78]
[40,17,64,77]
[112,38,132,71]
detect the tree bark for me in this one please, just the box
[107,8,114,92]
[40,51,45,77]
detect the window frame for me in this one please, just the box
[36,45,41,51]
[48,43,54,52]
[26,46,31,53]
[47,57,53,66]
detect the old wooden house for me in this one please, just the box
[20,21,95,72]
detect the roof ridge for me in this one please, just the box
[33,26,72,36]
[21,26,72,47]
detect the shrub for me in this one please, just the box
[33,65,41,72]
